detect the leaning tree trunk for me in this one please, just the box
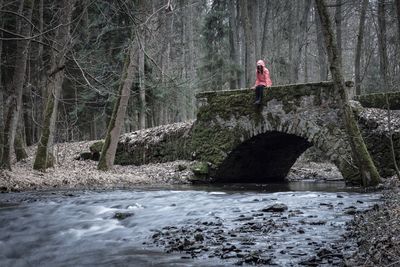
[315,0,381,186]
[355,0,368,95]
[33,0,75,171]
[98,42,137,171]
[1,0,34,170]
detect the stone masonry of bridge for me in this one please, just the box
[189,82,400,184]
[109,82,400,185]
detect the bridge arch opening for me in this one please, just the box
[215,131,313,183]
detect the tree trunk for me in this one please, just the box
[385,94,400,179]
[187,0,196,118]
[377,0,389,89]
[23,89,33,146]
[315,0,381,186]
[261,0,270,58]
[139,38,146,129]
[15,107,28,161]
[288,2,294,83]
[1,0,34,170]
[14,131,28,162]
[237,1,245,88]
[228,0,239,89]
[33,0,75,171]
[98,42,137,171]
[292,0,311,83]
[240,0,255,86]
[38,0,46,124]
[355,0,368,95]
[179,9,187,121]
[250,0,260,61]
[303,0,311,83]
[0,0,4,164]
[335,0,342,67]
[314,5,328,81]
[377,0,400,179]
[396,0,400,52]
[0,90,3,165]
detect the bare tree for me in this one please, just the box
[377,0,400,179]
[228,0,240,89]
[14,130,28,161]
[293,0,312,83]
[396,0,400,50]
[377,0,389,89]
[239,0,255,86]
[315,0,381,186]
[0,0,4,164]
[314,4,328,81]
[138,35,146,130]
[288,1,295,83]
[355,0,368,95]
[33,0,76,171]
[335,0,342,66]
[260,0,270,58]
[98,41,137,171]
[1,0,34,170]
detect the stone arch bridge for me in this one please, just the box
[113,82,400,185]
[188,82,400,184]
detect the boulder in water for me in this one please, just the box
[261,203,288,212]
[113,212,134,220]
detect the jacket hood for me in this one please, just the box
[256,60,266,67]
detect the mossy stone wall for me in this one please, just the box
[114,122,193,165]
[354,92,400,110]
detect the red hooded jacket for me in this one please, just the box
[254,60,272,87]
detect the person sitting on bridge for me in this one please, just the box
[253,59,272,105]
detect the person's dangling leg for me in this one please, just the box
[259,86,264,104]
[254,86,261,104]
[254,85,264,105]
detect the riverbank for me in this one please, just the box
[0,141,194,192]
[0,141,343,192]
[345,177,400,266]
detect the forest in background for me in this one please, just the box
[0,0,400,169]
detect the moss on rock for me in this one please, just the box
[192,161,209,175]
[90,141,104,161]
[355,92,400,110]
[90,141,104,154]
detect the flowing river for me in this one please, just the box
[0,181,380,266]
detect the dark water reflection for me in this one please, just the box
[0,181,380,266]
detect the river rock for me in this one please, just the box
[75,152,92,161]
[113,212,134,220]
[261,203,288,212]
[194,233,204,241]
[344,206,357,215]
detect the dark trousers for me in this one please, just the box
[255,85,265,104]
